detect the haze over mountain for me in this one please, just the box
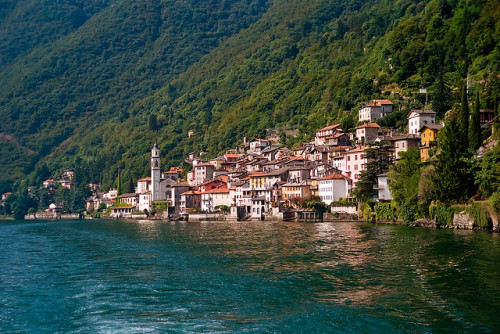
[0,0,498,192]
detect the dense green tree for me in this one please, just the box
[353,142,393,201]
[116,169,123,196]
[149,114,158,132]
[433,114,475,202]
[475,144,500,196]
[126,176,135,194]
[469,91,482,151]
[458,84,470,150]
[431,73,452,119]
[13,188,30,220]
[388,148,423,222]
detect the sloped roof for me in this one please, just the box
[318,173,352,182]
[407,109,436,118]
[203,188,230,194]
[419,124,443,132]
[373,99,393,105]
[356,122,380,129]
[317,123,341,132]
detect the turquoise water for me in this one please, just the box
[0,220,499,333]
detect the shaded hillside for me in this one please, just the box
[0,0,498,191]
[0,0,271,186]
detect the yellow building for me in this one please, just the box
[419,124,442,162]
[281,181,311,206]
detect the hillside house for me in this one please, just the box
[358,100,393,122]
[248,139,271,153]
[419,124,442,162]
[344,147,369,182]
[355,123,380,143]
[408,110,436,135]
[315,124,342,145]
[376,173,392,202]
[390,134,420,160]
[194,163,215,186]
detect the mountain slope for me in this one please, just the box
[0,0,498,191]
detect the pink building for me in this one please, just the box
[344,147,369,182]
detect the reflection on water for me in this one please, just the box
[0,219,499,333]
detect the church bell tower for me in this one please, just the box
[151,143,161,202]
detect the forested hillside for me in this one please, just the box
[0,0,498,192]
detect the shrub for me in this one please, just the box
[470,201,492,229]
[434,204,454,226]
[490,192,500,214]
[363,205,372,222]
[375,203,397,220]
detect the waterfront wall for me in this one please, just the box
[331,205,357,215]
[25,213,81,220]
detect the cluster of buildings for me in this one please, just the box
[85,100,495,220]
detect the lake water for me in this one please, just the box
[1,219,499,333]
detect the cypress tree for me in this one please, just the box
[126,176,135,194]
[117,168,122,196]
[149,114,158,131]
[468,91,481,151]
[431,72,451,119]
[458,84,469,150]
[433,114,474,202]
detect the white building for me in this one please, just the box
[317,173,352,205]
[377,173,392,202]
[201,188,231,212]
[358,100,393,122]
[407,110,436,135]
[315,124,342,145]
[248,139,271,153]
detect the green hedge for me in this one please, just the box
[490,192,500,214]
[470,202,492,229]
[430,204,454,226]
[153,201,169,211]
[375,203,397,220]
[330,200,358,206]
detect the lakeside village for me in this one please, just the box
[10,99,498,226]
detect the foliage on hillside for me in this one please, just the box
[0,0,498,191]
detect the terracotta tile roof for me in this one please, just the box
[249,172,268,177]
[137,177,151,182]
[346,146,368,153]
[173,181,189,187]
[318,173,352,182]
[317,123,341,132]
[203,188,230,194]
[373,99,393,105]
[356,122,380,129]
[181,190,201,195]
